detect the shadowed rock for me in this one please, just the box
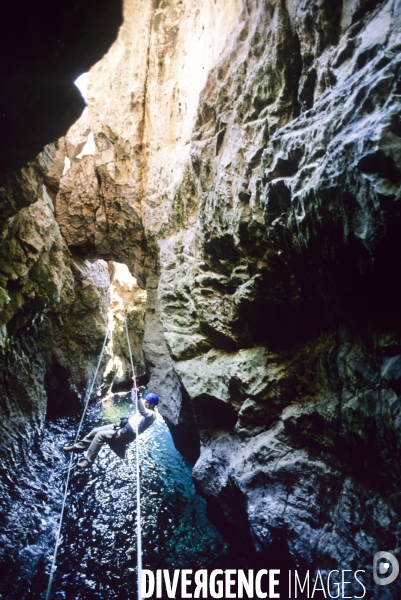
[0,0,123,179]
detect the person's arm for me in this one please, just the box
[137,394,154,418]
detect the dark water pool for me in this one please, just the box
[36,392,250,599]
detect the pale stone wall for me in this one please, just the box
[48,0,401,589]
[86,0,241,223]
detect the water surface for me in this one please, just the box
[43,392,248,599]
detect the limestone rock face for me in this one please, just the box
[0,146,110,476]
[54,0,242,284]
[53,0,241,459]
[15,0,401,591]
[56,152,147,285]
[165,0,401,587]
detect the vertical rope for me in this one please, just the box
[123,307,142,600]
[45,326,109,600]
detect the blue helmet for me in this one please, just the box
[146,392,159,405]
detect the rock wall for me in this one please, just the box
[50,0,401,591]
[0,159,145,599]
[164,0,401,590]
[53,0,242,440]
[0,143,111,500]
[0,0,123,477]
[0,139,115,597]
[1,0,400,596]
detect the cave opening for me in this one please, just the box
[104,261,148,394]
[4,251,252,600]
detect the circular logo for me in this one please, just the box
[373,552,399,586]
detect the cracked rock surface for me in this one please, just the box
[0,145,112,599]
[50,1,401,592]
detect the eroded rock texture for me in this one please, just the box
[53,0,242,453]
[0,139,117,599]
[167,1,401,591]
[0,0,124,475]
[0,146,111,460]
[50,0,401,593]
[0,147,112,597]
[1,0,400,596]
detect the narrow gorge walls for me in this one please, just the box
[0,149,113,598]
[0,0,400,597]
[53,0,243,441]
[0,5,124,592]
[0,146,111,466]
[0,0,125,472]
[49,0,401,591]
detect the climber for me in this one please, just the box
[63,391,159,468]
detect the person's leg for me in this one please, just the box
[74,424,114,450]
[63,424,114,452]
[84,425,116,464]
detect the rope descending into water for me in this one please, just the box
[123,306,143,600]
[45,326,109,600]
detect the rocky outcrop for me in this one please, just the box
[0,139,114,598]
[162,0,401,590]
[49,0,401,591]
[0,144,111,477]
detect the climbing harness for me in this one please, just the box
[45,326,109,600]
[123,306,143,600]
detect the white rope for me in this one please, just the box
[45,326,109,600]
[123,307,142,600]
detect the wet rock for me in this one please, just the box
[0,143,111,578]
